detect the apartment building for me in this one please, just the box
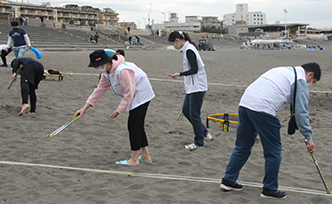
[201,16,221,28]
[152,13,221,32]
[0,0,119,26]
[223,3,266,26]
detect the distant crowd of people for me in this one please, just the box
[128,35,142,45]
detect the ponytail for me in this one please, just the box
[183,32,198,49]
[168,31,198,49]
[111,54,118,61]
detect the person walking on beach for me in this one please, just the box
[6,21,31,59]
[75,50,155,166]
[220,63,321,199]
[167,31,213,150]
[10,58,44,116]
[0,44,12,67]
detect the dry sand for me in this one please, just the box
[0,48,332,204]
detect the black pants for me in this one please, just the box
[127,101,150,151]
[1,48,12,65]
[21,80,37,112]
[20,62,44,113]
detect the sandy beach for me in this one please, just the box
[0,47,332,203]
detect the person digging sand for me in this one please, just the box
[10,58,44,116]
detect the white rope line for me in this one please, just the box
[0,160,330,197]
[62,72,332,93]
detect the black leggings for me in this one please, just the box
[127,101,150,151]
[1,48,12,65]
[21,80,37,112]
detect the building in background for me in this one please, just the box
[152,13,201,32]
[201,16,221,29]
[117,21,137,29]
[223,3,266,27]
[0,0,119,26]
[228,20,248,35]
[152,13,221,33]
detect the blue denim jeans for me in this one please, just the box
[182,91,208,146]
[13,46,26,58]
[224,106,282,194]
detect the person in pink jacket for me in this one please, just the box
[75,50,155,165]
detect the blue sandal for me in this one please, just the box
[115,160,129,165]
[139,156,152,163]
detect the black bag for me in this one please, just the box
[48,69,61,75]
[287,114,298,135]
[287,67,298,135]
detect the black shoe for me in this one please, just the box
[0,64,8,67]
[220,178,243,191]
[260,188,287,199]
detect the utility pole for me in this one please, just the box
[148,3,152,30]
[283,8,288,38]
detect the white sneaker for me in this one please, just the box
[184,143,198,150]
[205,132,213,142]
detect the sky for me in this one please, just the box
[26,0,331,29]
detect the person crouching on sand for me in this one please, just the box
[11,58,44,116]
[74,50,155,165]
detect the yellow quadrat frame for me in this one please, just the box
[43,73,64,81]
[206,113,238,131]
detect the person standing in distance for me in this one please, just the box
[167,31,213,150]
[220,63,321,199]
[6,21,31,59]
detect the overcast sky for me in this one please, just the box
[28,0,331,29]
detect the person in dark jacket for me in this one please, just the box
[6,21,31,58]
[10,58,44,116]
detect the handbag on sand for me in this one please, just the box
[288,67,298,135]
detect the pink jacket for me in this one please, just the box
[86,55,136,114]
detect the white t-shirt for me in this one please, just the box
[240,66,306,116]
[0,45,7,51]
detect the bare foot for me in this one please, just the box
[27,112,35,115]
[127,159,139,166]
[18,104,30,116]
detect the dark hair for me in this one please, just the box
[301,62,321,81]
[11,21,19,26]
[168,31,198,49]
[116,49,125,57]
[111,54,118,61]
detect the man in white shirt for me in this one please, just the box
[219,62,321,199]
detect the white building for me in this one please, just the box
[223,3,266,26]
[151,13,201,32]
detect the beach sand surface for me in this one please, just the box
[0,48,332,203]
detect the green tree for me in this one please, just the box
[69,19,74,25]
[201,26,221,34]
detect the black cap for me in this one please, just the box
[88,50,112,67]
